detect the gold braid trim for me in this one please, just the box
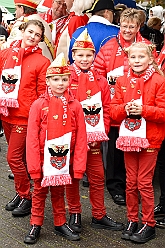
[44,35,54,60]
[86,0,100,13]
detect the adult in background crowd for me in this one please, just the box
[138,10,160,52]
[53,0,94,60]
[0,20,50,217]
[113,3,127,26]
[94,8,157,206]
[40,0,68,46]
[69,0,119,64]
[147,16,164,53]
[2,0,54,62]
[0,9,8,41]
[40,0,67,23]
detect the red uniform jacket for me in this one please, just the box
[110,72,165,148]
[0,48,50,125]
[69,66,111,134]
[26,91,87,180]
[94,32,158,77]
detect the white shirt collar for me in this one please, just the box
[88,15,118,27]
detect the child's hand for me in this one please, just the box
[125,101,133,115]
[129,101,142,115]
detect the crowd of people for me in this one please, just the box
[0,0,165,245]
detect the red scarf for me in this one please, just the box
[116,65,155,152]
[0,39,41,116]
[72,63,109,143]
[41,87,72,187]
[40,8,53,23]
[54,14,72,57]
[47,88,72,140]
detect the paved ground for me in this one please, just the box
[0,135,165,248]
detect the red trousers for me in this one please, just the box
[66,144,106,219]
[2,121,31,199]
[124,149,158,227]
[30,178,66,226]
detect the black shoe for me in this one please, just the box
[112,195,126,206]
[91,215,124,231]
[156,218,165,228]
[5,193,20,211]
[69,213,82,233]
[24,225,41,244]
[130,224,155,243]
[54,223,80,241]
[154,204,165,217]
[8,173,14,180]
[12,198,32,217]
[121,221,138,240]
[82,173,89,187]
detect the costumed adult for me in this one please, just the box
[40,0,68,47]
[52,0,94,61]
[40,0,67,23]
[94,8,157,206]
[69,0,119,64]
[2,0,54,62]
[0,9,8,41]
[0,19,50,217]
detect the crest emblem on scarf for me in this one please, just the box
[83,103,101,127]
[124,117,142,132]
[1,72,18,94]
[107,76,116,96]
[109,85,115,95]
[48,145,69,170]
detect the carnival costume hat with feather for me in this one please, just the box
[14,0,41,9]
[84,0,115,14]
[72,27,95,51]
[41,53,72,187]
[72,29,109,143]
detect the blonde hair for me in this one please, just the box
[126,42,164,76]
[120,8,141,26]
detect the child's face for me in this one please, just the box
[72,49,95,70]
[128,47,153,75]
[21,24,42,48]
[46,75,69,97]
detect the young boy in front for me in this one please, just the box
[24,53,87,244]
[66,29,124,233]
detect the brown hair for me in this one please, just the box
[147,16,161,29]
[120,8,141,26]
[137,10,146,26]
[126,42,164,76]
[17,5,37,15]
[19,19,45,42]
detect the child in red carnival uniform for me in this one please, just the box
[66,29,124,233]
[24,53,87,244]
[110,42,165,243]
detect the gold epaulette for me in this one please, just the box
[44,35,55,60]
